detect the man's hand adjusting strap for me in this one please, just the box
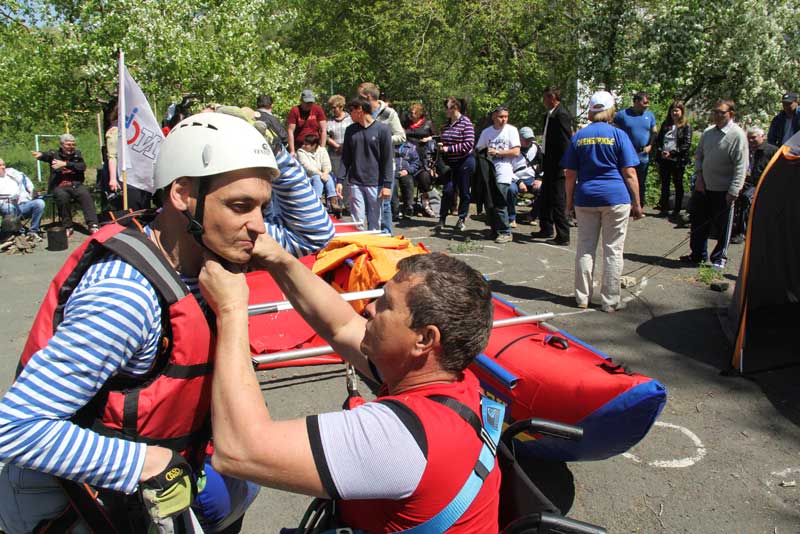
[140,450,196,520]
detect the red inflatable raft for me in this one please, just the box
[246,229,666,461]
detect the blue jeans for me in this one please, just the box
[380,198,393,234]
[0,199,45,233]
[309,174,337,201]
[348,183,381,230]
[635,160,649,207]
[493,183,511,235]
[440,155,475,222]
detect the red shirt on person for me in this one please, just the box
[308,370,500,533]
[287,104,326,146]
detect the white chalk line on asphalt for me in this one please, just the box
[771,467,800,477]
[622,421,706,468]
[449,253,504,276]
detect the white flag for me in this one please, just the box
[118,54,163,194]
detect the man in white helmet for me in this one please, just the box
[0,112,328,533]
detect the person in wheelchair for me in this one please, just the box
[0,159,45,241]
[202,250,502,532]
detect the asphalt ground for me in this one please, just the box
[1,207,798,534]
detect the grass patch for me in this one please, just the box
[696,264,724,285]
[447,238,484,254]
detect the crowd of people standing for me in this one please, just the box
[2,84,798,312]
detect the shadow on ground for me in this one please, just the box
[489,279,573,307]
[623,252,687,270]
[638,307,800,429]
[637,308,731,370]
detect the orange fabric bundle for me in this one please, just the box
[312,234,429,312]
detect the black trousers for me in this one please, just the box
[53,183,98,228]
[689,189,734,263]
[391,173,416,217]
[657,160,685,214]
[538,168,569,241]
[731,184,755,237]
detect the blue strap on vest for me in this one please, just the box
[397,396,505,534]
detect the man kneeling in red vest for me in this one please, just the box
[202,246,501,533]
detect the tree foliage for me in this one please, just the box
[0,0,797,140]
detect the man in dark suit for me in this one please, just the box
[532,86,573,245]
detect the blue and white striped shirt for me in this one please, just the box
[268,148,335,256]
[0,150,333,493]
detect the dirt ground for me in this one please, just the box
[0,207,798,534]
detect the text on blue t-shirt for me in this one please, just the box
[560,121,640,207]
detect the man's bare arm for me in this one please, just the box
[200,257,327,496]
[250,235,373,379]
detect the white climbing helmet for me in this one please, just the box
[154,112,279,190]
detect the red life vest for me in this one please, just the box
[337,371,500,533]
[18,223,213,469]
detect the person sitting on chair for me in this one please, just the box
[295,134,343,214]
[201,249,501,533]
[0,159,45,241]
[32,134,99,237]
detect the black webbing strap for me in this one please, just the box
[427,395,483,440]
[33,501,79,533]
[103,228,189,305]
[89,417,212,451]
[55,479,119,534]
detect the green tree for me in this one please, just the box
[0,0,304,134]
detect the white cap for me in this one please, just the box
[588,91,615,113]
[154,112,279,190]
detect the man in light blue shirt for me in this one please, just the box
[614,92,657,207]
[0,159,45,240]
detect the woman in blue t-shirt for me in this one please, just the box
[561,91,645,312]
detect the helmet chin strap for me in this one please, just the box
[183,178,211,249]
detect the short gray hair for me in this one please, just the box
[746,126,765,137]
[60,133,75,144]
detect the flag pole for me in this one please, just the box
[96,112,103,162]
[118,50,128,210]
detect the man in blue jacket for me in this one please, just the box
[767,92,799,147]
